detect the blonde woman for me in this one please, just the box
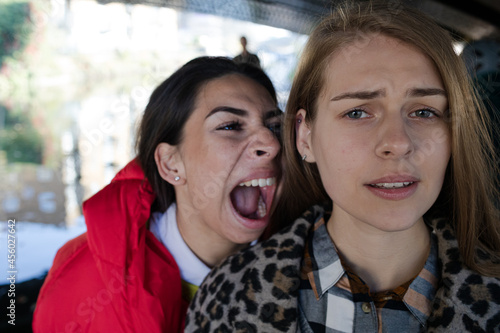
[186,1,500,332]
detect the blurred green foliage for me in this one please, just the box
[0,1,43,164]
[0,103,43,164]
[0,0,33,67]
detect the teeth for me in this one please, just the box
[239,177,276,188]
[372,182,413,189]
[257,195,266,219]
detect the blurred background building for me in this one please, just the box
[0,0,308,229]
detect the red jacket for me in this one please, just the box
[32,160,187,333]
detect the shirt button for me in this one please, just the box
[361,302,371,313]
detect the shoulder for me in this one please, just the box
[248,53,260,66]
[33,233,96,331]
[185,205,325,332]
[427,218,500,332]
[41,232,89,283]
[33,231,186,332]
[428,270,500,332]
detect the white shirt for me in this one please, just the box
[149,203,211,287]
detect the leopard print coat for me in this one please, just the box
[185,205,500,332]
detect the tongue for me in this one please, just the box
[231,186,261,216]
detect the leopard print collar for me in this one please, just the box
[185,204,500,332]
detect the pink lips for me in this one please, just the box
[365,176,419,201]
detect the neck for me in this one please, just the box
[327,213,430,292]
[175,202,247,268]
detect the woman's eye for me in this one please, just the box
[217,121,242,131]
[345,109,368,119]
[267,122,281,136]
[411,109,436,118]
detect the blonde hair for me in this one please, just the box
[271,0,500,276]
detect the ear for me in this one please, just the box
[154,143,186,185]
[296,109,316,163]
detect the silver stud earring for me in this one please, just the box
[302,155,307,161]
[174,176,180,181]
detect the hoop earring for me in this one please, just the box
[302,155,307,161]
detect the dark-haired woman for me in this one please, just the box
[32,56,282,333]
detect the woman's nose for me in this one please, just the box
[375,117,414,159]
[249,127,281,160]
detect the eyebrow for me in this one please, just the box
[205,106,247,119]
[330,89,385,101]
[330,87,446,102]
[264,109,283,120]
[205,106,282,119]
[406,88,446,98]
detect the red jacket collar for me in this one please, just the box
[82,159,156,273]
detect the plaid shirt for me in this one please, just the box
[298,216,440,333]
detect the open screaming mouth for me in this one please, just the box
[230,177,276,220]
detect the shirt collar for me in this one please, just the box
[305,215,345,299]
[403,231,440,326]
[149,203,211,286]
[305,211,440,327]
